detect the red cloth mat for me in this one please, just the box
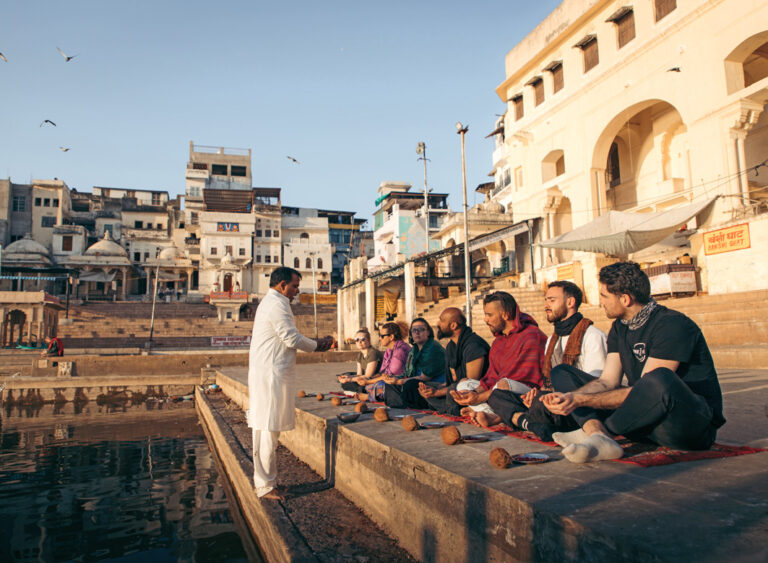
[326,391,766,467]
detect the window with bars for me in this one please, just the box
[239,248,246,256]
[265,255,272,263]
[551,63,564,93]
[35,198,42,207]
[512,95,524,121]
[531,78,544,106]
[306,257,312,269]
[615,10,635,48]
[580,37,599,72]
[210,247,218,255]
[655,0,676,22]
[62,236,73,251]
[12,196,25,212]
[211,164,227,176]
[273,255,279,264]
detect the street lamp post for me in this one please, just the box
[416,142,430,256]
[456,122,472,327]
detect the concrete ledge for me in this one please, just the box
[215,370,658,562]
[194,386,318,562]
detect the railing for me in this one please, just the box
[210,291,248,300]
[184,237,200,245]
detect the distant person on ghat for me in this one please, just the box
[450,292,546,419]
[247,267,333,500]
[541,262,725,463]
[485,280,606,440]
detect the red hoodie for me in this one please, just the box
[478,310,546,391]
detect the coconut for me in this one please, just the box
[297,390,306,398]
[331,397,343,406]
[490,447,512,469]
[441,426,462,445]
[401,415,420,432]
[355,402,369,413]
[316,393,324,401]
[373,407,390,422]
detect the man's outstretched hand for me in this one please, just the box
[314,336,334,352]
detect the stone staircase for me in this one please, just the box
[57,301,337,351]
[415,281,768,370]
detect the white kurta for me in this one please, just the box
[545,324,608,377]
[247,288,317,431]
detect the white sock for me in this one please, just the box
[562,433,623,463]
[552,428,587,447]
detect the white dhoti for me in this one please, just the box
[457,378,532,414]
[252,429,280,496]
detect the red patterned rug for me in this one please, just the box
[327,391,766,467]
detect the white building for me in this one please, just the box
[281,207,333,294]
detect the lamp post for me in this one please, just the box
[309,252,318,338]
[456,122,472,327]
[416,142,430,255]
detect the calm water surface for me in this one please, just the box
[0,402,253,562]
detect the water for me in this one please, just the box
[0,402,254,562]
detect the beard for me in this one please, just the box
[436,326,452,339]
[545,305,567,323]
[486,320,504,336]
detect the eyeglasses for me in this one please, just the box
[411,327,428,333]
[354,337,368,342]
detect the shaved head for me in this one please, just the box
[437,307,466,339]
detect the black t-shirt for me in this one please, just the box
[607,305,724,427]
[444,326,491,386]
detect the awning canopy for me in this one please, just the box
[538,197,718,255]
[78,271,116,282]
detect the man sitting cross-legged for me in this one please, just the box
[450,291,546,423]
[387,307,490,411]
[541,261,725,463]
[485,280,607,440]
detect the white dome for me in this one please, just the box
[85,231,128,257]
[221,252,234,265]
[4,234,50,257]
[158,245,184,260]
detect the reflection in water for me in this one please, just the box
[0,404,250,562]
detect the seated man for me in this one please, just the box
[486,280,606,439]
[541,262,725,463]
[450,292,546,419]
[387,307,489,411]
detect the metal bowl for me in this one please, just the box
[337,412,361,423]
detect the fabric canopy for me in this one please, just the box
[78,270,116,282]
[538,197,717,255]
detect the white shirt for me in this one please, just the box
[545,324,607,377]
[247,288,317,431]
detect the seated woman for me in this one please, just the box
[338,328,381,386]
[347,322,410,402]
[384,318,446,408]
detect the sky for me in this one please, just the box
[0,0,561,225]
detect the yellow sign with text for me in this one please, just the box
[703,224,750,256]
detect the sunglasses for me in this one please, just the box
[354,337,369,342]
[379,333,392,338]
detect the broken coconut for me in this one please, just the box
[373,407,390,422]
[441,426,462,445]
[331,397,343,406]
[490,447,512,469]
[297,390,307,398]
[316,393,324,401]
[355,402,369,413]
[401,415,420,432]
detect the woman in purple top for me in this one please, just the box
[354,322,411,401]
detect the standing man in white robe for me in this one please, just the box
[248,267,332,500]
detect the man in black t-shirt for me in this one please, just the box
[541,262,724,463]
[385,307,490,412]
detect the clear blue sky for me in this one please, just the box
[0,0,560,224]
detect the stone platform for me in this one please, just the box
[217,363,768,562]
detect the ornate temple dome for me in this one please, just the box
[220,252,234,266]
[3,233,51,258]
[84,231,128,257]
[158,245,184,260]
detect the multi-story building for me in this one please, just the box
[281,207,334,294]
[316,209,368,289]
[369,181,450,271]
[489,0,768,299]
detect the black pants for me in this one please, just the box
[383,379,437,409]
[551,364,717,450]
[340,381,365,394]
[487,389,579,435]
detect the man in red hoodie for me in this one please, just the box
[450,291,546,421]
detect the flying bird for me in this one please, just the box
[59,146,70,152]
[0,52,7,63]
[667,67,681,72]
[286,156,300,164]
[57,47,78,62]
[40,119,57,127]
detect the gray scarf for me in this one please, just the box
[621,299,658,331]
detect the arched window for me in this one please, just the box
[607,142,621,187]
[300,233,309,241]
[293,257,299,268]
[317,258,323,269]
[306,257,312,269]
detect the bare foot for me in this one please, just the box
[460,406,474,417]
[258,485,288,501]
[475,412,502,428]
[495,379,510,390]
[355,392,369,402]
